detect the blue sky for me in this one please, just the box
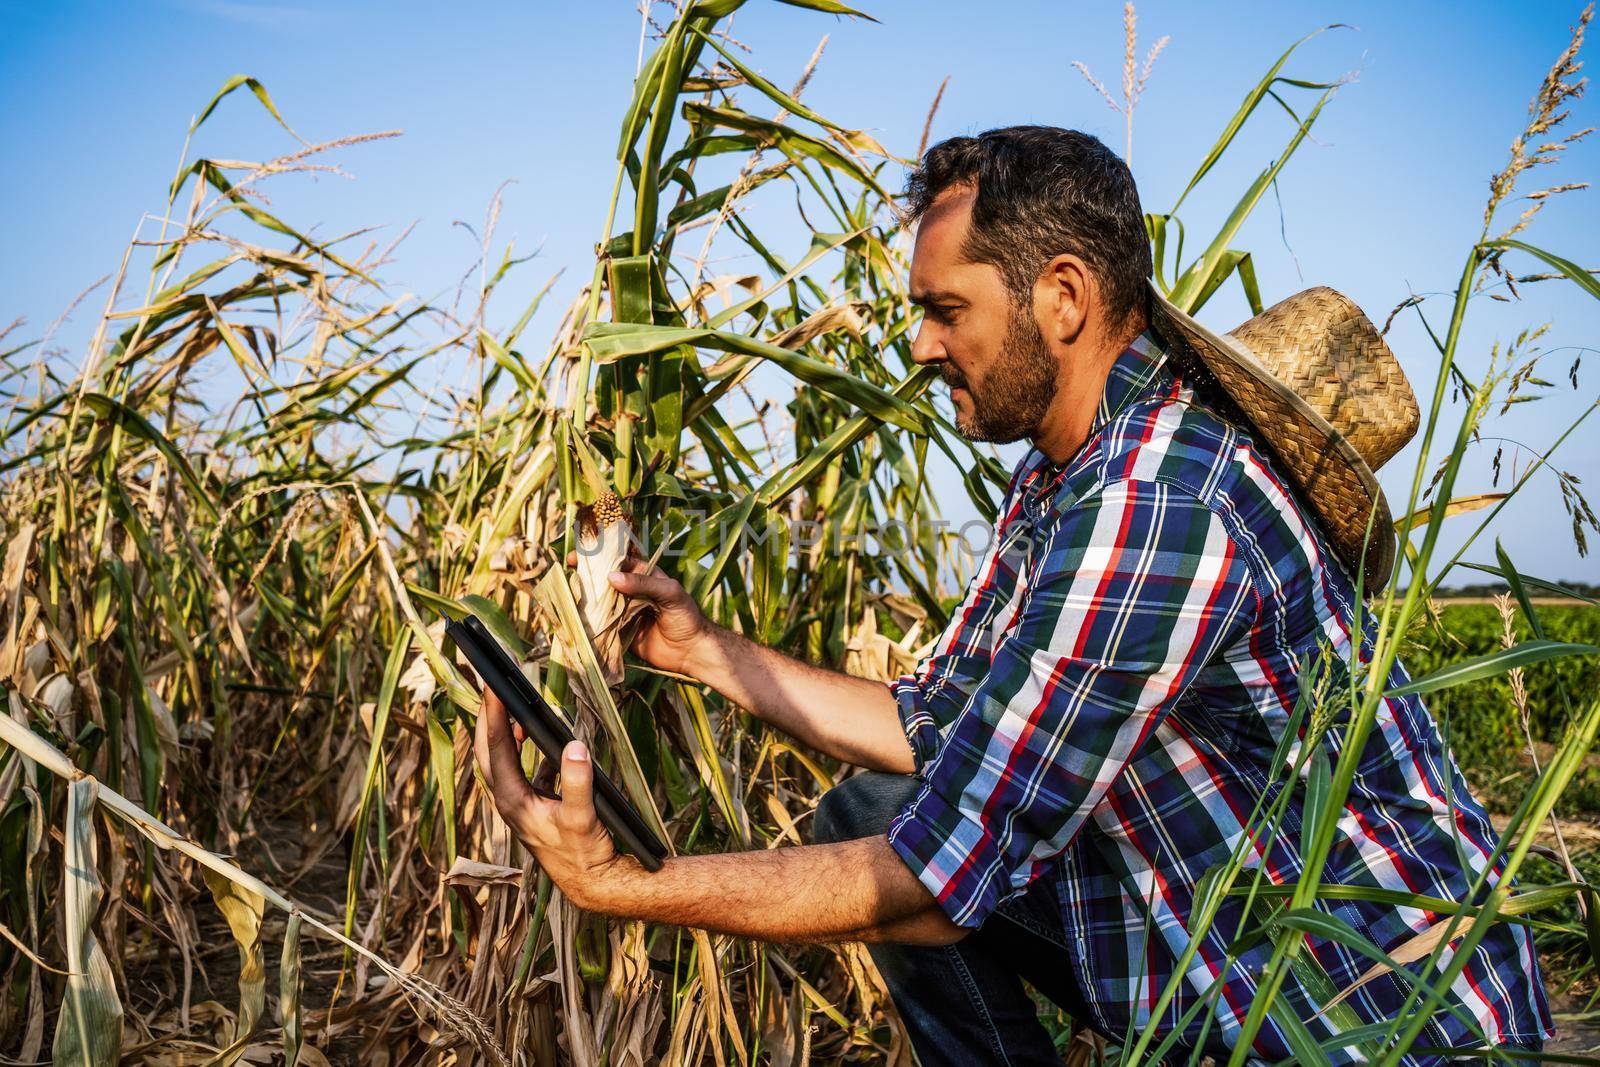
[3,0,1596,584]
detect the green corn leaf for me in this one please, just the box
[681,103,892,200]
[583,322,927,432]
[1170,25,1347,214]
[1229,880,1570,923]
[684,491,761,599]
[757,367,938,506]
[691,28,886,154]
[1184,248,1264,316]
[773,0,873,15]
[630,19,704,256]
[462,594,531,658]
[189,74,301,140]
[479,329,538,393]
[1301,745,1332,862]
[102,556,163,811]
[1265,992,1335,1067]
[705,225,871,328]
[674,683,750,846]
[662,168,790,235]
[691,0,872,15]
[426,708,458,864]
[1168,86,1336,312]
[1385,640,1600,697]
[607,254,654,325]
[1584,886,1600,977]
[78,392,219,517]
[313,539,379,645]
[686,0,751,15]
[404,581,469,623]
[166,161,378,284]
[0,388,68,448]
[617,40,672,162]
[346,629,408,947]
[1272,908,1496,1051]
[1146,212,1176,293]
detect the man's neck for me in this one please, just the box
[1030,313,1148,465]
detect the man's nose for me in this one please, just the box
[909,320,943,367]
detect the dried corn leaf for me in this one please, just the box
[1397,492,1511,533]
[279,911,304,1067]
[52,776,123,1067]
[443,857,523,887]
[548,894,600,1067]
[0,522,36,682]
[1314,919,1454,1018]
[0,713,504,1066]
[201,864,267,1059]
[673,683,749,845]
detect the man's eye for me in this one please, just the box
[927,305,958,323]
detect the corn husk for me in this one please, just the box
[571,491,648,688]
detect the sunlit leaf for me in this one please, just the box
[1385,640,1600,697]
[51,778,123,1067]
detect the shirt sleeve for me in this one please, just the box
[886,565,1003,774]
[886,478,1259,929]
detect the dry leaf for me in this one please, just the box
[1315,920,1456,1018]
[443,857,523,888]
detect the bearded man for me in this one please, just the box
[472,126,1552,1065]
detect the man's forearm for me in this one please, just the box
[571,834,964,946]
[686,624,916,774]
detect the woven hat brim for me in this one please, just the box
[1145,279,1398,592]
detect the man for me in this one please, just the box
[472,127,1552,1064]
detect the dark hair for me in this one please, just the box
[904,126,1152,335]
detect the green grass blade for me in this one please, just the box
[1482,237,1600,302]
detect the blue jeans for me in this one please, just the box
[812,771,1546,1067]
[813,771,1099,1066]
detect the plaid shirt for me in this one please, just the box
[885,329,1552,1064]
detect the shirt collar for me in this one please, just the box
[1022,326,1172,488]
[1093,326,1170,436]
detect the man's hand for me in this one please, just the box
[470,656,960,945]
[473,685,621,909]
[567,550,915,774]
[568,551,711,676]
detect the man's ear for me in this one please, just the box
[1039,253,1093,346]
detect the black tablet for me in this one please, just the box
[446,613,667,871]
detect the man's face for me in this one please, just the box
[907,185,1059,444]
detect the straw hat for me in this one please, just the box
[1144,279,1419,591]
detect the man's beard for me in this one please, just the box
[943,299,1059,443]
